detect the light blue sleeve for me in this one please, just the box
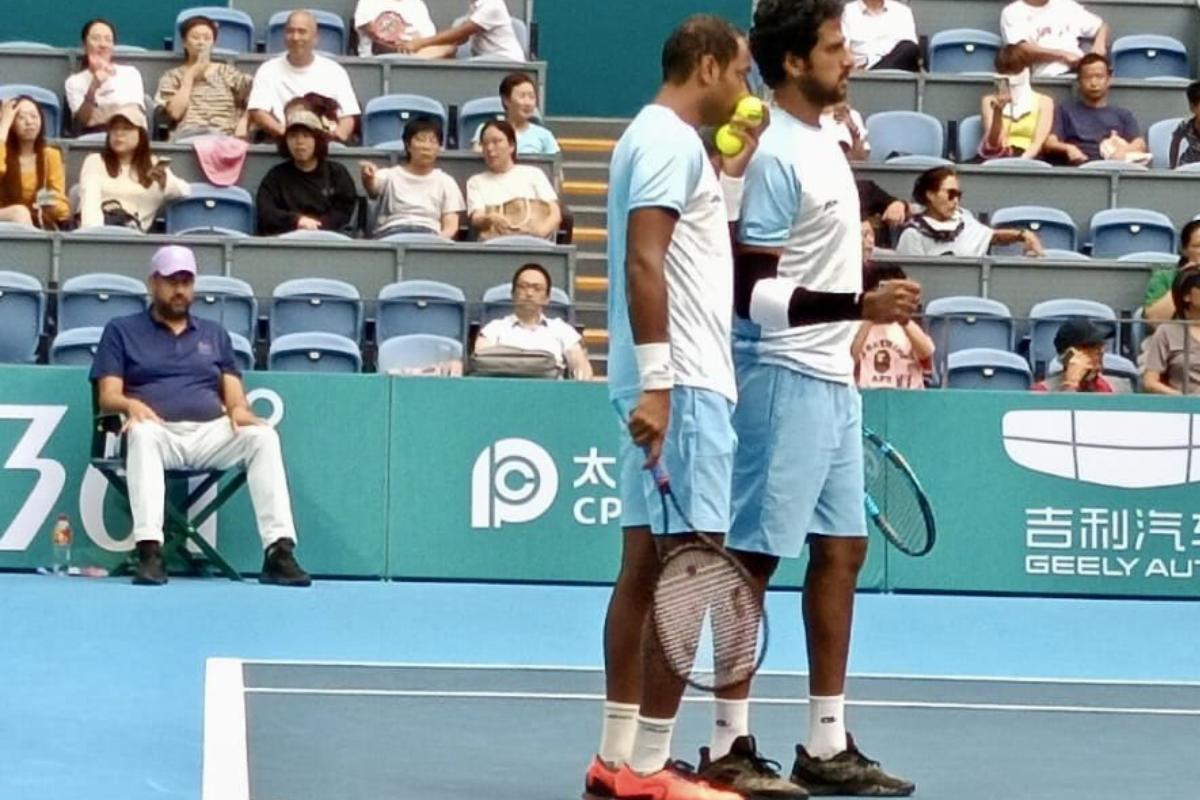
[535,124,560,154]
[737,151,799,247]
[627,137,701,216]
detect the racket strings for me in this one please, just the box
[867,456,929,552]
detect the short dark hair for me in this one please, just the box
[661,14,743,85]
[1178,219,1200,266]
[278,126,330,162]
[499,72,536,99]
[180,15,219,39]
[1171,264,1200,318]
[479,118,518,153]
[402,117,443,161]
[994,44,1026,75]
[863,263,906,292]
[1187,80,1200,107]
[750,0,844,89]
[512,262,552,292]
[912,166,957,204]
[1077,53,1111,75]
[81,18,116,44]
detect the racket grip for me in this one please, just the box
[646,454,671,494]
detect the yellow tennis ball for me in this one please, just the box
[715,124,744,157]
[733,95,765,127]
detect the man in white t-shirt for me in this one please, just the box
[353,0,437,56]
[396,0,525,61]
[362,118,464,238]
[247,10,361,141]
[475,263,592,379]
[841,0,920,72]
[1001,0,1110,78]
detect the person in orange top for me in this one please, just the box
[0,97,70,229]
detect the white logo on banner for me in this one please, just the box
[471,438,559,529]
[1002,410,1200,489]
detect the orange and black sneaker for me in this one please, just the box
[583,755,620,799]
[612,760,743,800]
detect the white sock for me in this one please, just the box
[710,698,750,760]
[598,701,640,767]
[628,715,676,775]
[807,694,847,759]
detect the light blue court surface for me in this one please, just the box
[3,573,1200,800]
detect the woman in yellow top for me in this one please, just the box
[979,45,1055,161]
[0,96,70,229]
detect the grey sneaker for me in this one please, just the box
[790,734,914,797]
[700,735,809,799]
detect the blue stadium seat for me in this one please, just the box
[457,96,543,149]
[269,278,362,341]
[1028,298,1117,377]
[0,84,62,138]
[229,331,255,371]
[113,44,147,54]
[924,296,1014,358]
[483,234,557,249]
[865,111,944,162]
[1078,159,1149,172]
[1048,352,1140,391]
[990,206,1078,253]
[268,332,361,372]
[1178,162,1200,174]
[276,229,353,242]
[72,225,146,236]
[1111,35,1189,80]
[956,114,982,161]
[481,282,571,324]
[1117,251,1179,264]
[174,7,256,54]
[928,29,1002,74]
[946,348,1033,391]
[377,334,463,373]
[267,9,347,55]
[362,94,448,147]
[48,326,104,367]
[885,154,953,168]
[1089,208,1176,259]
[0,271,45,363]
[165,184,254,236]
[174,226,250,238]
[58,273,148,332]
[1127,307,1148,358]
[377,280,466,343]
[378,231,449,245]
[0,41,55,50]
[1148,117,1186,168]
[979,157,1051,170]
[192,275,257,341]
[0,221,40,234]
[1041,249,1091,261]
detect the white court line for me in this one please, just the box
[242,687,1200,717]
[202,658,250,800]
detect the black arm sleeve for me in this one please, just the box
[735,249,863,327]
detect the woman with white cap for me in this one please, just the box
[77,104,190,231]
[978,45,1055,161]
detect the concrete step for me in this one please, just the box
[571,204,607,229]
[547,116,630,140]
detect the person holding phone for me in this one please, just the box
[979,45,1054,161]
[1032,319,1115,392]
[0,97,70,229]
[156,15,254,141]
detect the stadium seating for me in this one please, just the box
[165,185,255,236]
[1117,251,1178,264]
[376,334,463,373]
[1028,298,1117,377]
[48,326,104,366]
[1147,118,1186,168]
[230,332,255,371]
[269,278,362,341]
[268,331,362,372]
[927,29,1002,74]
[1111,35,1190,80]
[956,115,982,162]
[1047,352,1141,391]
[376,280,467,343]
[924,296,1015,357]
[0,84,62,138]
[1089,208,1176,259]
[989,206,1079,253]
[946,348,1033,391]
[362,94,450,147]
[865,111,945,162]
[58,274,148,332]
[192,276,258,342]
[0,271,45,364]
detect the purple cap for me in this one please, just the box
[149,245,197,277]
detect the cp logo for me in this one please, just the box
[470,438,559,529]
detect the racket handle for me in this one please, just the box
[646,456,671,494]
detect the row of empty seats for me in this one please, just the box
[925,30,1191,79]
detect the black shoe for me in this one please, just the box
[700,735,809,799]
[791,734,914,797]
[132,541,167,586]
[259,539,311,587]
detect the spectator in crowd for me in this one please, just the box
[353,0,438,56]
[841,0,920,72]
[475,263,592,379]
[0,97,70,229]
[1144,220,1200,322]
[1032,319,1117,392]
[857,178,908,247]
[77,105,189,231]
[853,264,933,389]
[896,167,1044,257]
[256,97,357,236]
[247,10,360,142]
[1168,80,1200,169]
[822,100,870,161]
[396,0,525,61]
[156,16,253,141]
[861,219,877,262]
[91,245,311,587]
[361,118,464,238]
[979,45,1054,160]
[1143,266,1200,395]
[65,18,146,135]
[471,72,559,155]
[1043,54,1145,165]
[1001,0,1110,78]
[467,119,561,241]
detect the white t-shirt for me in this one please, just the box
[1001,0,1104,77]
[605,104,737,403]
[820,108,870,154]
[353,0,436,56]
[465,163,556,213]
[77,153,190,231]
[737,106,863,385]
[895,210,995,257]
[374,165,464,234]
[479,313,581,370]
[468,0,525,61]
[65,64,146,114]
[246,54,361,122]
[842,0,918,69]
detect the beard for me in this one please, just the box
[155,298,190,321]
[797,72,847,107]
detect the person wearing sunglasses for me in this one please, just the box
[895,166,1044,257]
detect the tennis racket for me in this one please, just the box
[648,465,768,693]
[862,426,937,557]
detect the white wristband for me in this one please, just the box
[749,277,793,331]
[635,342,674,391]
[719,173,745,222]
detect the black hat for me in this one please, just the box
[1054,319,1113,354]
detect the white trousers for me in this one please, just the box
[125,419,298,547]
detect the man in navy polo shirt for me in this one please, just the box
[90,245,311,587]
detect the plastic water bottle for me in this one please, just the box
[50,514,72,577]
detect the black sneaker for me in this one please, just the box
[790,734,914,797]
[259,539,311,587]
[700,735,809,799]
[132,541,167,586]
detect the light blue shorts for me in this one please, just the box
[614,387,736,534]
[727,360,866,558]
